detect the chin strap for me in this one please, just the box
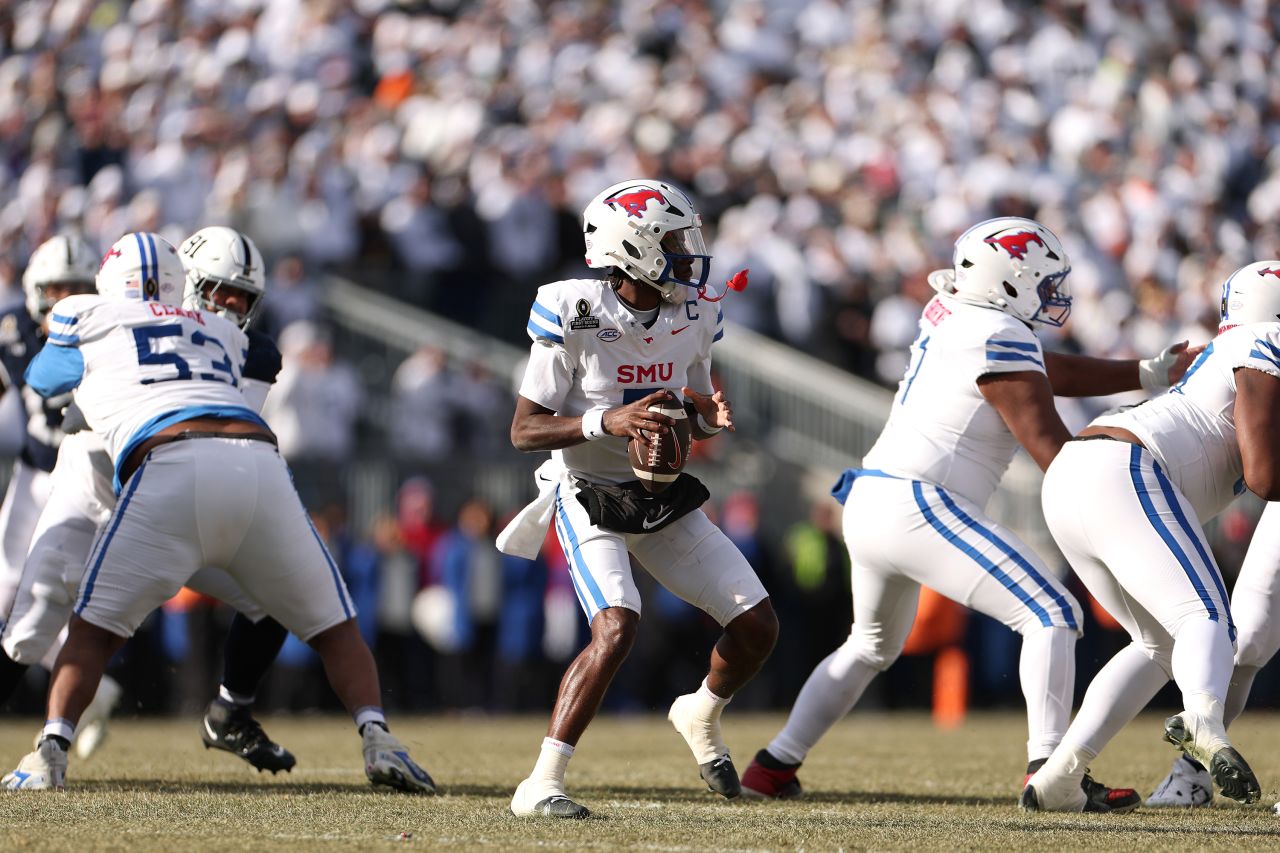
[697,269,749,302]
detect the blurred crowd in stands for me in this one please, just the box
[3,0,1280,716]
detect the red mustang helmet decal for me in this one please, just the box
[984,230,1045,260]
[604,188,666,218]
[1257,267,1280,280]
[99,246,123,270]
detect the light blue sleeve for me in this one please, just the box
[25,345,85,397]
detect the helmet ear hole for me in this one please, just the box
[1003,282,1018,298]
[623,241,642,260]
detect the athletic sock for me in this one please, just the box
[1061,643,1168,757]
[220,614,288,701]
[756,748,800,771]
[768,637,878,766]
[529,737,574,791]
[0,649,29,706]
[355,706,388,735]
[1171,618,1234,708]
[1019,626,1075,762]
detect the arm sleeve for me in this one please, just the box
[242,329,283,384]
[526,294,564,345]
[25,346,85,397]
[517,340,574,411]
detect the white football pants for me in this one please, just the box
[769,472,1081,766]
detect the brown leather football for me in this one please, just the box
[628,393,691,493]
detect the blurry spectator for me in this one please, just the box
[432,497,501,709]
[390,345,457,464]
[261,320,362,507]
[370,514,434,711]
[261,255,321,335]
[396,476,447,587]
[379,169,464,307]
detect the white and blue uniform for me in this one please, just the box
[507,279,766,625]
[766,293,1081,768]
[1042,324,1280,669]
[0,307,63,618]
[0,328,283,665]
[836,294,1080,653]
[24,295,354,641]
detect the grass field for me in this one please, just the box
[2,711,1280,850]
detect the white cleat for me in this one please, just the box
[1145,756,1213,808]
[510,777,591,819]
[362,726,436,794]
[75,675,123,760]
[1163,712,1260,804]
[2,739,68,791]
[667,692,741,798]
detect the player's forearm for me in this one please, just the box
[510,412,594,452]
[1043,352,1140,397]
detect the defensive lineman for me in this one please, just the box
[741,218,1193,808]
[0,227,296,772]
[2,232,434,793]
[499,180,778,818]
[1023,261,1280,812]
[0,234,118,753]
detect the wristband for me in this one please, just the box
[696,413,723,435]
[582,408,608,441]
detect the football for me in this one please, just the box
[628,393,692,493]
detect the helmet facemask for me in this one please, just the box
[193,275,263,329]
[655,226,712,293]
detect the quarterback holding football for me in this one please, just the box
[498,179,778,819]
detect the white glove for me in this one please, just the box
[1138,341,1188,390]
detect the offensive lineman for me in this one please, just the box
[0,227,296,773]
[498,180,778,818]
[1023,261,1280,812]
[740,218,1194,809]
[2,232,434,793]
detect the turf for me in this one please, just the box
[2,711,1279,850]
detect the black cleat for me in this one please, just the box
[1081,774,1141,813]
[1209,749,1262,805]
[527,795,590,819]
[699,755,741,799]
[201,702,296,774]
[1019,784,1043,812]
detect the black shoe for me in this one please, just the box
[1081,773,1141,813]
[1209,748,1262,804]
[699,755,741,799]
[201,702,296,774]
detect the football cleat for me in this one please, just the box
[2,738,68,791]
[667,692,740,798]
[75,675,123,760]
[1163,712,1260,804]
[510,778,591,819]
[1081,773,1141,813]
[1146,756,1213,808]
[201,701,296,774]
[741,749,803,800]
[362,725,436,794]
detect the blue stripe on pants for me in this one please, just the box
[1145,452,1235,641]
[554,490,609,614]
[553,510,591,615]
[1127,445,1223,630]
[306,513,354,619]
[912,482,1053,628]
[77,462,149,613]
[932,488,1077,630]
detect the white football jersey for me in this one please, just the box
[28,294,265,490]
[1092,322,1280,521]
[518,278,721,484]
[861,294,1046,508]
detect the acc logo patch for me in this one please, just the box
[569,298,600,331]
[597,328,621,342]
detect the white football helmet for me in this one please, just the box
[583,179,711,302]
[1219,261,1280,333]
[22,233,98,320]
[930,217,1072,327]
[96,232,185,305]
[178,226,266,329]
